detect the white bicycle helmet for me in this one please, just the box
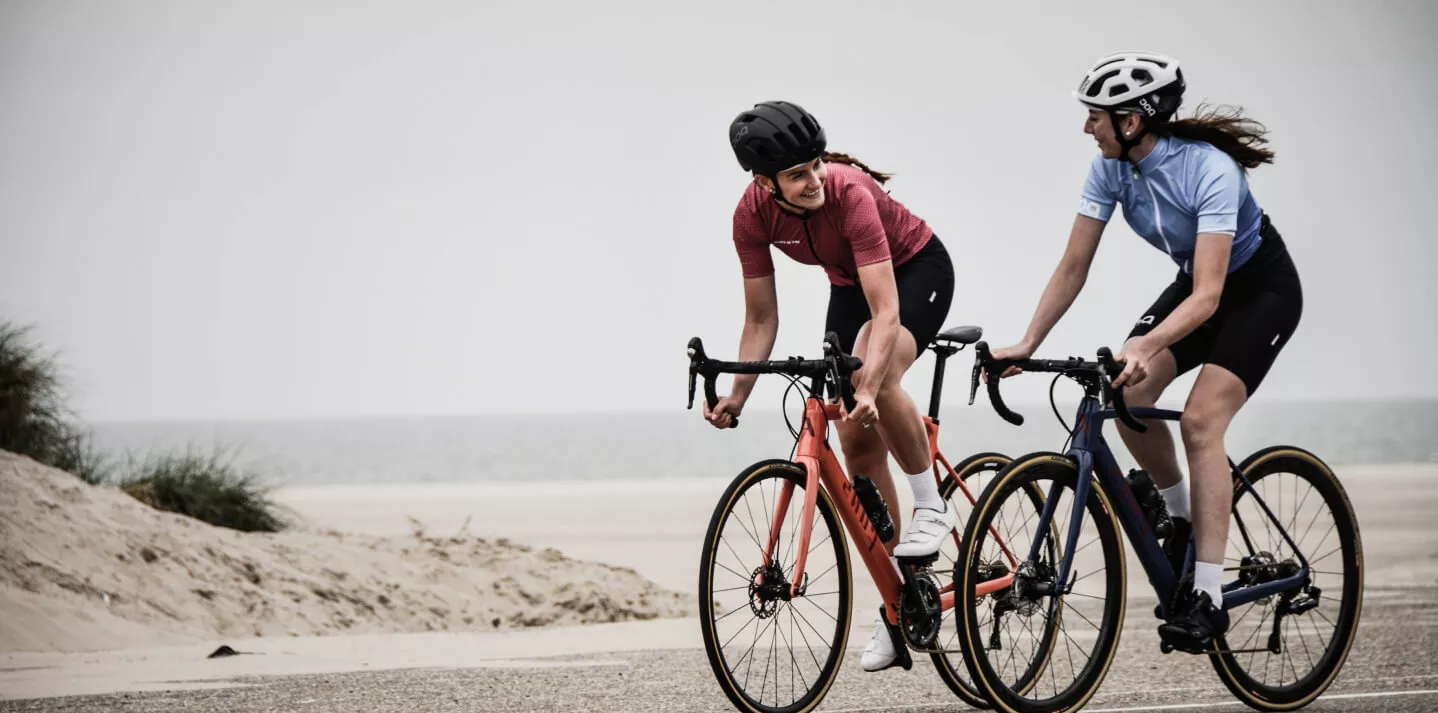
[1076,51,1185,120]
[1077,51,1186,162]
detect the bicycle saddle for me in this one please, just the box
[932,325,983,345]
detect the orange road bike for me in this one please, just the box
[688,328,1055,713]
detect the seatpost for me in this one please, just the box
[928,345,960,423]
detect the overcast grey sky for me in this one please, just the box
[1,0,1435,421]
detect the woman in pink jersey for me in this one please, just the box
[705,100,955,672]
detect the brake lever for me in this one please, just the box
[1097,346,1146,433]
[822,331,858,412]
[686,362,698,410]
[975,341,1024,426]
[968,355,981,406]
[687,337,738,428]
[686,339,701,410]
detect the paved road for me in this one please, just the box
[5,585,1435,713]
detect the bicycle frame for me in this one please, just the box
[1027,395,1312,618]
[760,395,1018,624]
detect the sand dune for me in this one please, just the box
[0,451,693,654]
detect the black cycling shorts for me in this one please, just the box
[825,234,955,356]
[1127,215,1302,396]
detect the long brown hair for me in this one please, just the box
[821,152,892,184]
[1149,104,1275,171]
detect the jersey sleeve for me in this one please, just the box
[839,181,892,268]
[1194,153,1243,236]
[732,196,775,279]
[1078,153,1118,222]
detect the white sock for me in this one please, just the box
[1160,480,1191,521]
[1193,561,1224,607]
[906,471,946,512]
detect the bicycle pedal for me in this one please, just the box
[1157,634,1218,656]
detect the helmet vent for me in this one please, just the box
[1087,69,1121,97]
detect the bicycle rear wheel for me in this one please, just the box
[1210,446,1363,711]
[957,452,1126,713]
[699,460,852,713]
[930,452,1015,709]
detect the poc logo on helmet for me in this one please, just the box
[1138,97,1156,116]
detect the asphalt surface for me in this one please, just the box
[4,584,1434,713]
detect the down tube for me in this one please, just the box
[1092,437,1176,606]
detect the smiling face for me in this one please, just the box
[758,157,827,211]
[1084,108,1142,159]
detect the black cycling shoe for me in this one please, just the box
[1158,588,1229,654]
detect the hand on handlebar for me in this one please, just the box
[704,394,743,429]
[1111,338,1154,389]
[841,389,879,428]
[985,342,1035,381]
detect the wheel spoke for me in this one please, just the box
[719,610,759,649]
[737,496,767,554]
[786,602,826,673]
[789,599,838,643]
[713,560,750,583]
[720,536,752,581]
[1061,597,1103,632]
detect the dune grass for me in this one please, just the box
[2,320,285,531]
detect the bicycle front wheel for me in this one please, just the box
[699,460,852,713]
[957,452,1127,713]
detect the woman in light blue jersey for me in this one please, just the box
[991,51,1303,653]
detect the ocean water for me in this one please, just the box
[88,400,1438,487]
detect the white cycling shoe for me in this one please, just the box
[891,504,957,559]
[861,615,900,672]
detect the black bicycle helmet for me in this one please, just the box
[728,101,827,176]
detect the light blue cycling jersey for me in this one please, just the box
[1078,135,1263,274]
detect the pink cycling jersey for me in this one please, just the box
[732,162,932,287]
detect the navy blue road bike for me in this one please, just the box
[955,343,1363,713]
